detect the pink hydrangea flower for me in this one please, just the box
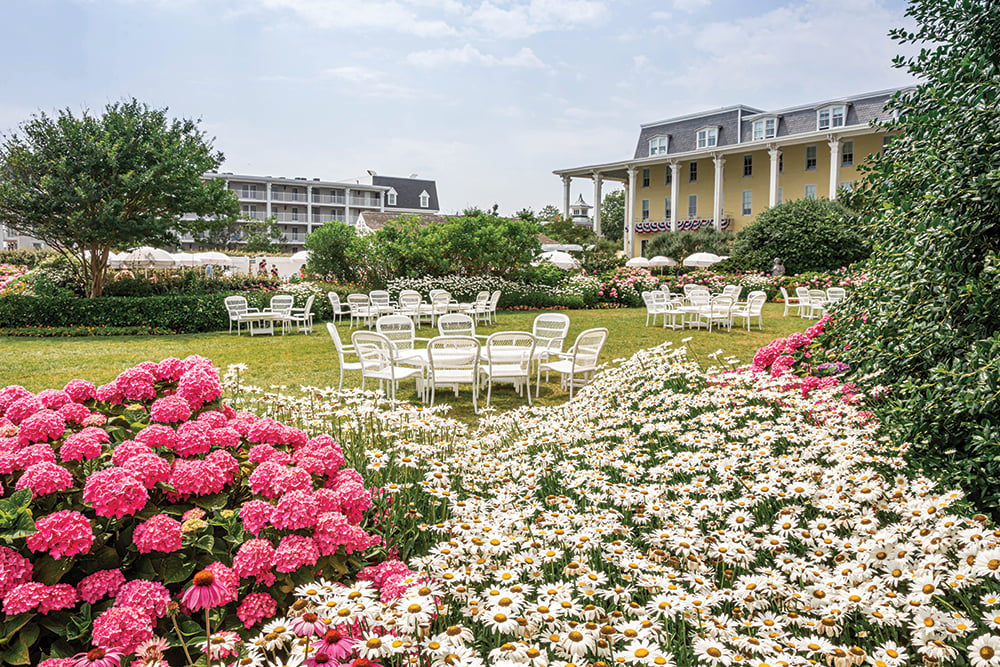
[94,383,124,404]
[110,440,152,466]
[134,424,178,450]
[232,538,276,586]
[17,409,66,446]
[26,510,94,559]
[92,605,154,654]
[248,461,287,499]
[115,579,171,619]
[15,460,74,496]
[82,468,149,518]
[63,379,97,403]
[272,490,320,530]
[148,395,192,423]
[121,453,171,489]
[273,534,320,572]
[0,546,33,598]
[39,583,78,614]
[60,426,110,461]
[0,386,33,417]
[248,444,292,466]
[168,459,226,497]
[4,395,41,424]
[313,512,379,556]
[152,357,186,382]
[236,592,277,628]
[57,402,91,424]
[20,443,56,466]
[174,421,212,457]
[2,581,48,614]
[331,480,371,525]
[36,389,71,410]
[113,367,157,401]
[176,366,222,410]
[239,500,274,535]
[77,569,126,604]
[133,514,183,554]
[206,449,238,481]
[294,436,344,478]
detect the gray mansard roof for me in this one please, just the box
[372,175,440,212]
[633,88,904,159]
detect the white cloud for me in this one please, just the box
[320,66,435,100]
[671,0,710,13]
[405,44,547,68]
[468,0,608,38]
[236,0,460,37]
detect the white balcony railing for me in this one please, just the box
[240,211,267,220]
[312,214,345,223]
[312,193,346,205]
[271,191,308,202]
[272,212,306,223]
[282,233,306,243]
[349,196,381,208]
[234,189,267,201]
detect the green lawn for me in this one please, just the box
[1,304,809,420]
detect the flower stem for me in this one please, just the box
[205,608,213,667]
[170,615,194,666]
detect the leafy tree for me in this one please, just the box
[0,99,238,297]
[544,216,596,246]
[514,208,536,222]
[731,198,868,274]
[537,204,562,222]
[644,228,735,262]
[600,190,625,242]
[304,221,359,282]
[827,0,1000,515]
[241,216,284,254]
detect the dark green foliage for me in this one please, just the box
[0,249,54,269]
[644,229,735,262]
[240,217,285,253]
[731,198,868,274]
[0,295,232,333]
[0,99,239,297]
[599,190,625,242]
[0,325,172,336]
[305,222,360,283]
[827,0,1000,515]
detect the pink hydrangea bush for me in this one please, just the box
[0,356,384,665]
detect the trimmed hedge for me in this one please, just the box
[0,294,229,333]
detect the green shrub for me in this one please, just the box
[826,0,1000,516]
[732,198,869,274]
[0,248,54,268]
[644,229,735,262]
[0,325,172,336]
[0,295,229,333]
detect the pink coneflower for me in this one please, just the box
[71,648,122,667]
[291,611,327,637]
[180,570,229,611]
[315,628,355,661]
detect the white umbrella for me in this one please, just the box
[120,246,176,269]
[540,243,585,253]
[171,252,201,267]
[682,252,724,268]
[535,250,580,270]
[291,250,310,261]
[625,256,650,268]
[648,255,678,267]
[108,252,125,269]
[195,252,239,266]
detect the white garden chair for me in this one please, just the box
[642,290,666,326]
[425,335,481,413]
[481,331,535,408]
[795,287,812,318]
[351,331,422,404]
[826,287,847,304]
[437,313,476,338]
[731,291,767,331]
[327,292,352,323]
[532,313,571,393]
[695,295,734,332]
[376,315,430,367]
[779,287,802,317]
[806,290,829,319]
[538,328,608,400]
[224,296,259,335]
[346,293,375,329]
[327,323,362,390]
[287,294,316,334]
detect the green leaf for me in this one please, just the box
[1,635,30,665]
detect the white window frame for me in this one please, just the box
[805,145,817,171]
[419,191,430,208]
[641,199,649,221]
[804,184,817,200]
[841,141,854,167]
[649,136,668,156]
[696,127,718,149]
[387,188,397,206]
[687,194,698,218]
[664,196,671,219]
[641,168,650,188]
[752,117,777,141]
[741,190,752,217]
[818,104,846,130]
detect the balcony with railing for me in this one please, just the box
[282,233,307,244]
[273,212,306,223]
[271,191,308,203]
[234,189,267,201]
[240,211,267,220]
[312,193,346,205]
[349,195,381,208]
[312,213,346,223]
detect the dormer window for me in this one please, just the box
[419,190,430,208]
[696,127,718,149]
[649,136,668,156]
[752,117,777,141]
[387,188,397,206]
[818,104,846,130]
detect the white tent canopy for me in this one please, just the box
[291,250,310,261]
[170,252,202,267]
[682,252,725,268]
[120,246,176,269]
[625,256,650,268]
[534,250,581,270]
[195,252,240,266]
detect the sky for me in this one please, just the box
[0,0,918,216]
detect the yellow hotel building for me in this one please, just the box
[553,87,909,257]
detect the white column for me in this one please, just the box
[827,138,841,200]
[562,176,572,221]
[345,189,351,227]
[592,173,603,236]
[670,162,680,232]
[307,185,313,229]
[712,155,726,232]
[266,182,272,219]
[625,167,637,256]
[768,146,781,208]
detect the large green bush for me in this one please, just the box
[644,228,735,262]
[827,0,1000,515]
[0,295,228,333]
[732,198,868,274]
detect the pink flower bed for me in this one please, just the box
[0,356,384,665]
